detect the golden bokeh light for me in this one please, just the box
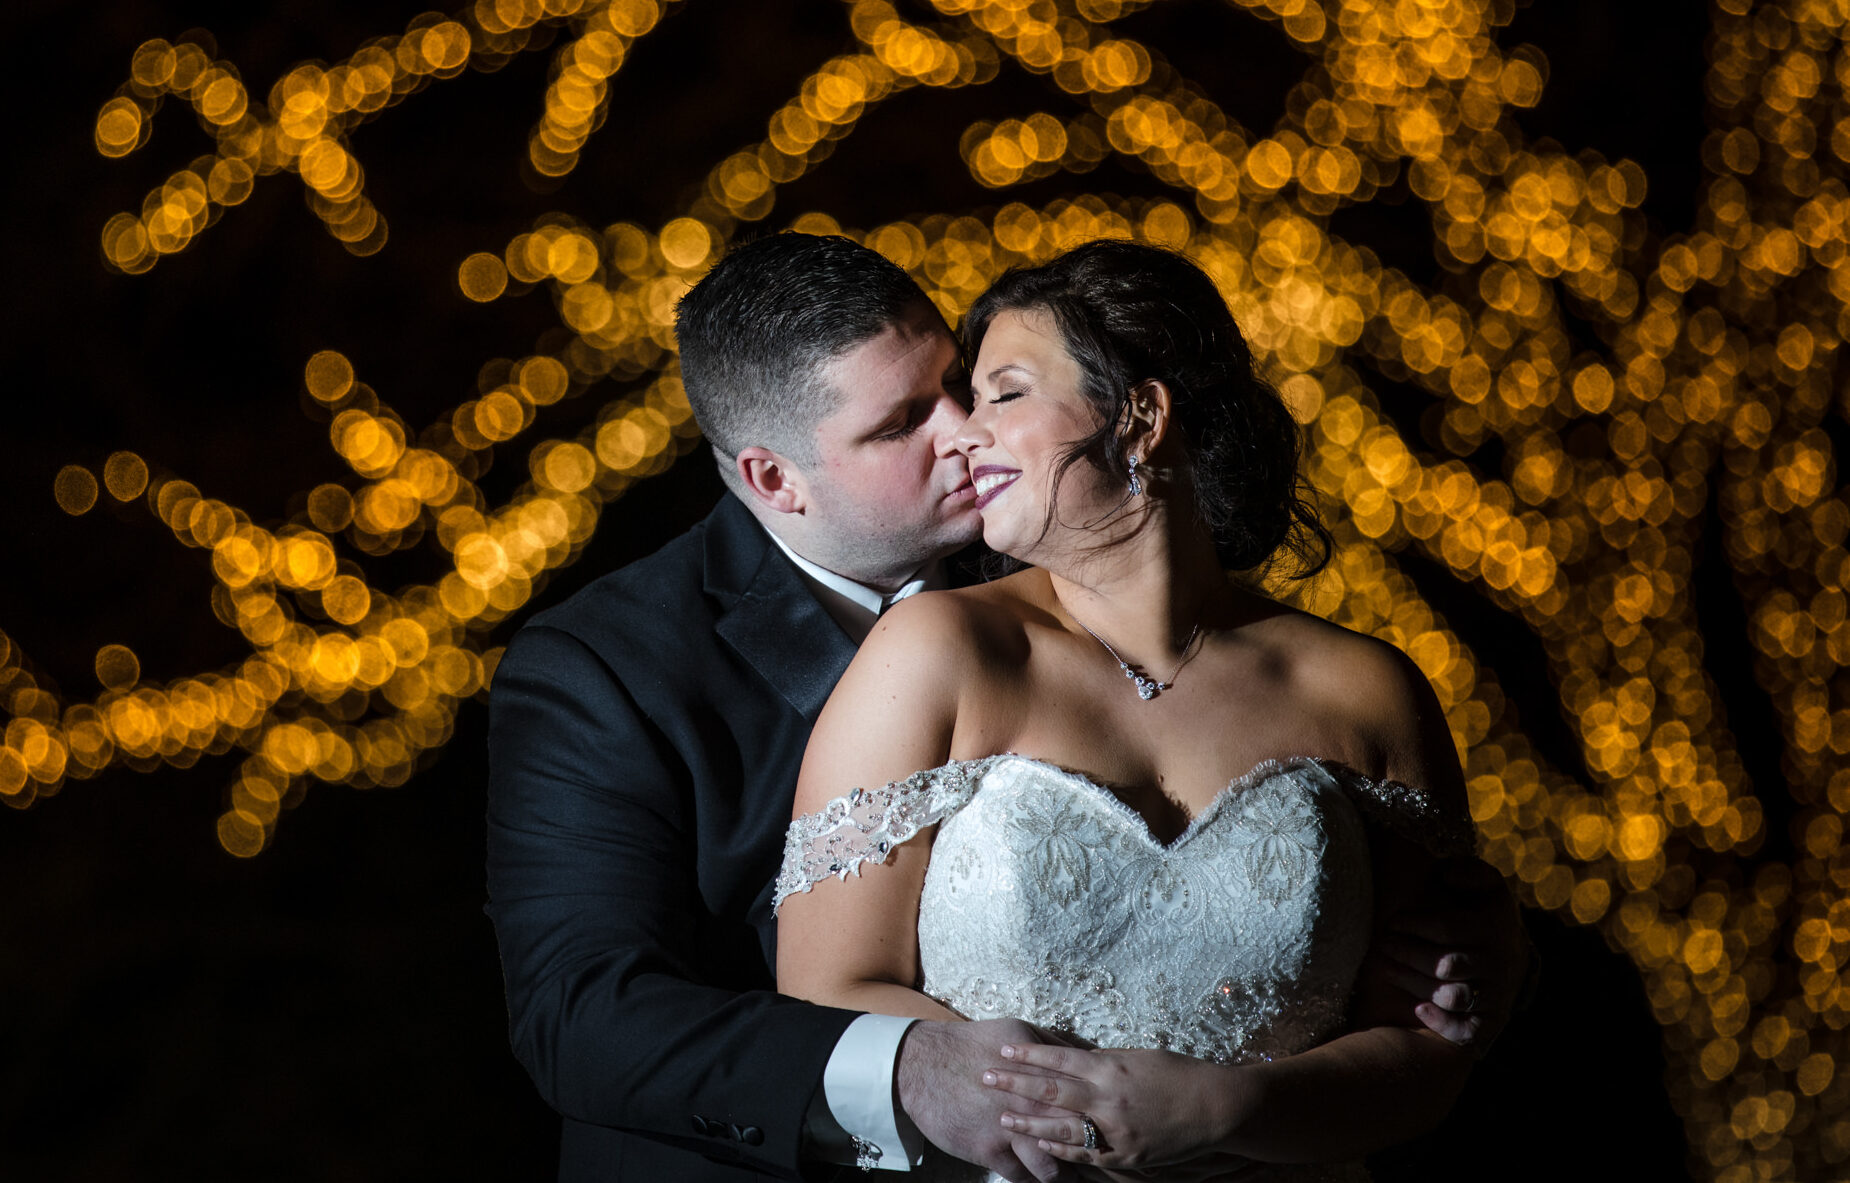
[14,1,1846,1176]
[658,217,714,270]
[93,644,140,691]
[102,451,150,501]
[304,349,355,403]
[54,465,98,515]
[458,251,509,302]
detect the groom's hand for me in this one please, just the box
[1365,857,1531,1050]
[897,1019,1077,1183]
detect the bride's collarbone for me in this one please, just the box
[957,639,1370,823]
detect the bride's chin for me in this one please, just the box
[979,520,1035,563]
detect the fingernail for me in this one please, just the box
[1000,1114,1015,1128]
[1001,1044,1016,1058]
[982,1071,998,1086]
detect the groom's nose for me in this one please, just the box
[930,393,971,455]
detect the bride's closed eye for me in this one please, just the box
[988,389,1027,404]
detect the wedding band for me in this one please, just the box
[1080,1115,1100,1151]
[1459,986,1480,1014]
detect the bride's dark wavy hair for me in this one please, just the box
[962,238,1331,577]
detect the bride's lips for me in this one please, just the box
[971,464,1020,510]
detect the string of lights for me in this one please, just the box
[8,0,1843,1175]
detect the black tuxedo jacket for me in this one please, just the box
[487,495,868,1181]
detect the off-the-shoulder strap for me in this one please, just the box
[1312,759,1478,859]
[772,758,997,912]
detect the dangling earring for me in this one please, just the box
[1126,454,1143,497]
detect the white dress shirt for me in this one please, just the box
[763,526,935,1170]
[765,528,936,643]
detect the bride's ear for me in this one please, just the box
[1118,379,1173,460]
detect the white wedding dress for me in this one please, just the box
[775,753,1475,1182]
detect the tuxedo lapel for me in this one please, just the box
[705,498,858,723]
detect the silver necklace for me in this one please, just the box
[1072,616,1203,701]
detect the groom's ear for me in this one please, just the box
[734,446,809,515]
[1120,379,1173,456]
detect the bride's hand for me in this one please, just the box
[981,1043,1254,1173]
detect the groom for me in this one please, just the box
[486,233,1518,1182]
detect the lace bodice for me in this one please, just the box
[775,754,1475,1181]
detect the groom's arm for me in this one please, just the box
[486,622,858,1178]
[1358,857,1535,1049]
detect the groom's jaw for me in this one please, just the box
[971,465,1020,510]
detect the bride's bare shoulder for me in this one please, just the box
[796,574,1044,815]
[819,574,1034,723]
[1240,595,1455,786]
[1248,601,1424,698]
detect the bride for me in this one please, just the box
[775,240,1479,1180]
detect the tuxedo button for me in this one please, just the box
[740,1126,763,1146]
[691,1115,711,1136]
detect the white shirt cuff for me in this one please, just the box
[819,1013,922,1171]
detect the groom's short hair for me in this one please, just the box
[675,232,931,481]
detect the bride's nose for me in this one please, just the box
[953,405,993,456]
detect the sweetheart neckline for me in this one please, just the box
[775,748,1474,914]
[941,752,1375,853]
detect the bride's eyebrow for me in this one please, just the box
[984,363,1033,384]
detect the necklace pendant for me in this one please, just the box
[1079,618,1202,704]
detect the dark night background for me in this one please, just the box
[3,2,1713,1178]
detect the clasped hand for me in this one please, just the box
[981,1042,1258,1179]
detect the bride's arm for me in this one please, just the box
[775,594,979,1021]
[982,639,1479,1169]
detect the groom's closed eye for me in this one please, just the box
[872,403,931,441]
